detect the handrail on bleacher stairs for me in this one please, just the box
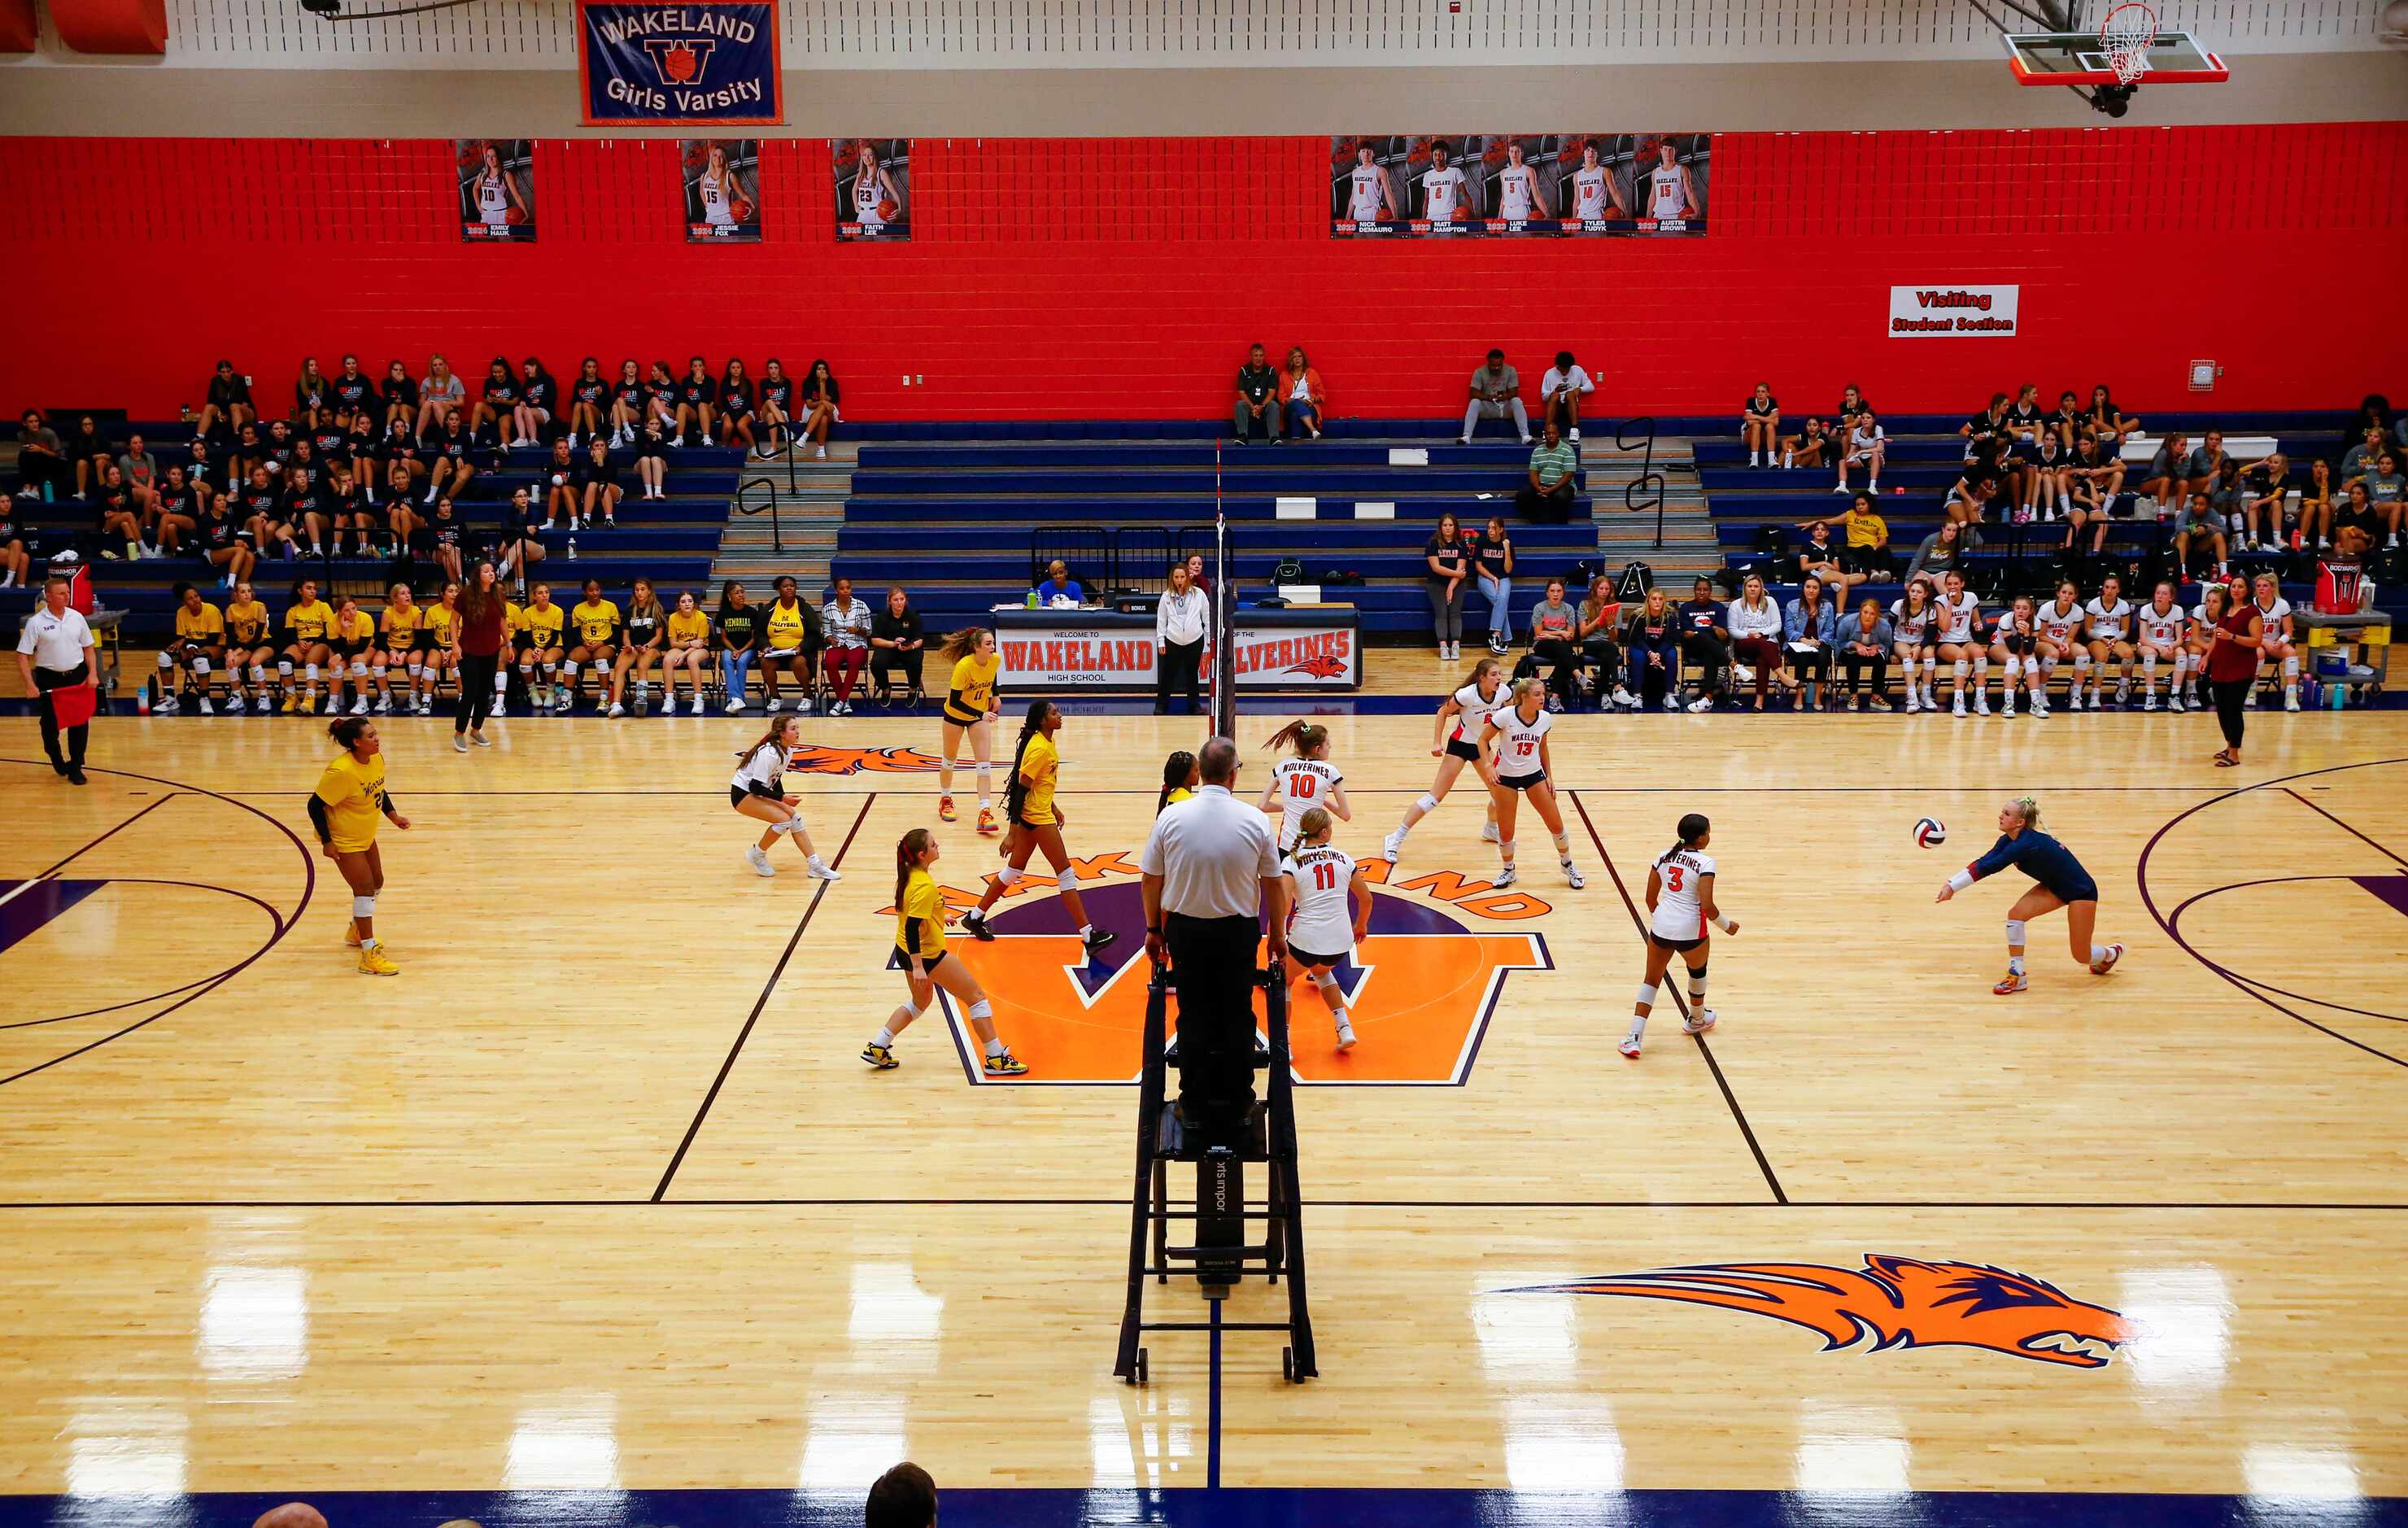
[737,476,782,556]
[1617,416,1668,548]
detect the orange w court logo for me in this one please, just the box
[1509,1255,2128,1368]
[881,852,1551,1085]
[783,744,944,775]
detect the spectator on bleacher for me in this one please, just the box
[1782,574,1836,709]
[753,357,796,459]
[2334,479,2380,551]
[659,588,711,715]
[378,417,426,495]
[377,360,418,435]
[2062,434,2122,552]
[1726,572,1785,712]
[2004,382,2049,511]
[238,465,290,561]
[1739,383,1779,469]
[2140,430,2188,519]
[1676,576,1726,710]
[96,465,145,561]
[761,574,821,714]
[600,358,643,448]
[2048,389,2085,453]
[2087,384,2139,445]
[639,360,678,437]
[1835,595,1893,712]
[1778,417,1829,471]
[12,410,64,502]
[468,357,517,447]
[1944,463,2000,536]
[229,420,264,484]
[1518,420,1579,524]
[718,358,760,456]
[515,357,558,450]
[329,465,375,558]
[2358,451,2404,549]
[870,584,926,704]
[415,356,466,439]
[329,355,377,418]
[422,411,481,507]
[1276,347,1326,442]
[1576,574,1625,707]
[150,463,200,557]
[1795,517,1849,599]
[2351,394,2393,450]
[1527,577,1580,712]
[1463,349,1530,446]
[674,355,720,447]
[541,439,581,530]
[116,432,160,507]
[65,415,109,500]
[613,576,670,716]
[1622,586,1683,714]
[718,580,761,712]
[2297,458,2336,552]
[261,418,298,480]
[185,432,225,496]
[1539,351,1593,443]
[342,411,380,503]
[799,360,840,459]
[2340,424,2388,480]
[496,485,548,591]
[2236,452,2290,552]
[417,496,473,586]
[577,437,622,528]
[1424,511,1471,661]
[1889,578,1938,712]
[1156,561,1209,714]
[822,574,872,716]
[632,411,670,500]
[294,357,333,430]
[1961,392,2011,467]
[1833,382,1871,438]
[0,499,35,588]
[2183,430,2230,499]
[198,360,255,440]
[1234,343,1278,445]
[1475,515,1516,655]
[2173,490,2227,583]
[866,1461,937,1528]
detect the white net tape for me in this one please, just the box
[2100,1,2159,84]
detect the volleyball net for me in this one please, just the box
[1211,443,1236,739]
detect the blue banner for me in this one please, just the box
[578,1,783,126]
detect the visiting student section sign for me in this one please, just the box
[578,2,784,125]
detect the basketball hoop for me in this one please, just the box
[2099,0,2160,85]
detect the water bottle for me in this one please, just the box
[567,538,578,561]
[1025,589,1037,609]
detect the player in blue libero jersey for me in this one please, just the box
[1935,795,2124,995]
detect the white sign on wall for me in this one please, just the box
[1888,284,2019,337]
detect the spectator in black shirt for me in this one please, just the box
[515,356,556,450]
[200,359,255,439]
[609,359,648,447]
[197,491,252,587]
[495,485,548,591]
[423,413,481,507]
[13,409,65,500]
[1232,343,1277,445]
[330,355,377,417]
[632,415,670,500]
[540,439,582,530]
[378,360,419,434]
[718,358,759,455]
[756,358,795,458]
[1424,510,1471,660]
[1676,575,1727,709]
[324,468,373,556]
[66,415,110,500]
[294,357,333,430]
[95,465,145,559]
[575,438,621,529]
[416,496,475,585]
[238,465,297,561]
[152,464,201,554]
[260,419,297,479]
[799,359,840,458]
[676,355,719,446]
[566,357,610,449]
[643,360,682,436]
[870,584,927,701]
[470,357,519,447]
[1960,392,2009,463]
[230,421,266,485]
[308,413,348,465]
[342,411,379,501]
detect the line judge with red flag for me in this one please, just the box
[16,572,98,785]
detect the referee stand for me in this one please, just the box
[1113,963,1319,1386]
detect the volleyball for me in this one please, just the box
[1913,816,1948,849]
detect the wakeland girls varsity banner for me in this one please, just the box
[578,1,784,126]
[1332,133,1709,238]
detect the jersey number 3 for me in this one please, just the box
[1665,866,1685,892]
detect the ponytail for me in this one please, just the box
[328,716,373,751]
[1263,720,1327,758]
[938,626,990,662]
[1003,698,1049,826]
[893,827,932,912]
[1157,749,1197,814]
[736,715,792,764]
[1664,811,1710,863]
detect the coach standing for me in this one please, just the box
[15,574,98,785]
[1141,737,1288,1137]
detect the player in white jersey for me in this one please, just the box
[1477,679,1584,890]
[2133,581,2190,711]
[1420,141,1470,223]
[1566,142,1622,222]
[1493,141,1550,222]
[2082,574,2136,709]
[1344,145,1395,223]
[469,143,526,233]
[729,714,843,880]
[2034,580,2087,714]
[2249,570,2301,710]
[1624,812,1734,1059]
[1282,805,1372,1050]
[1259,721,1351,853]
[848,141,905,231]
[1645,140,1698,220]
[696,142,748,230]
[1991,595,2048,717]
[1932,569,1990,716]
[1889,579,1939,712]
[1385,657,1506,863]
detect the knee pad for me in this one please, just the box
[1922,656,1937,675]
[2073,653,2092,672]
[304,662,320,681]
[191,657,209,677]
[966,999,992,1022]
[540,662,556,678]
[407,663,423,680]
[2039,656,2057,677]
[1055,872,1086,897]
[2004,656,2022,679]
[350,661,368,679]
[157,650,175,670]
[352,895,375,919]
[250,665,267,683]
[1634,982,1658,1008]
[1496,839,1516,855]
[2141,651,2158,671]
[1952,659,1970,681]
[1552,831,1571,852]
[2284,656,2299,676]
[1688,961,1708,986]
[899,995,924,1018]
[2004,919,2028,948]
[278,659,294,678]
[1973,656,1990,675]
[1416,792,1440,814]
[995,865,1023,888]
[562,661,579,679]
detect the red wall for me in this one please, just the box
[1,125,2402,425]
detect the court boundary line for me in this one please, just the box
[2,1197,2405,1211]
[2283,785,2408,869]
[30,791,181,877]
[202,784,2257,798]
[650,792,876,1201]
[1568,788,1786,1204]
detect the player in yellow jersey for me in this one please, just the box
[490,591,526,716]
[1157,749,1199,814]
[935,626,1001,833]
[516,583,567,710]
[565,575,621,715]
[374,582,423,716]
[420,581,462,717]
[159,581,226,715]
[327,594,377,716]
[958,700,1114,954]
[279,575,337,714]
[660,589,713,715]
[223,580,274,714]
[309,715,412,976]
[863,827,1026,1076]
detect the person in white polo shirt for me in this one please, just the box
[16,573,98,784]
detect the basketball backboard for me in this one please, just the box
[2004,29,2229,85]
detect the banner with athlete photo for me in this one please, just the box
[1329,133,1710,238]
[681,138,761,242]
[832,138,910,241]
[456,139,537,242]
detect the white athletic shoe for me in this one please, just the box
[1612,684,1637,708]
[1479,821,1501,845]
[1952,695,1967,717]
[2284,691,2301,712]
[1974,694,1991,717]
[2144,692,2160,711]
[198,696,216,716]
[350,696,368,715]
[1922,686,1938,709]
[155,696,179,715]
[2243,688,2258,709]
[690,696,705,715]
[491,699,508,718]
[1687,695,1714,714]
[1563,862,1585,889]
[1493,865,1518,888]
[746,846,777,878]
[728,696,747,713]
[1733,665,1756,685]
[373,696,391,714]
[2168,692,2185,713]
[1904,692,1920,714]
[226,694,247,714]
[1682,1008,1717,1034]
[805,858,843,882]
[2031,698,2050,718]
[1335,1020,1357,1051]
[2001,695,2018,717]
[607,702,626,718]
[556,693,574,715]
[2089,942,2125,976]
[1618,1036,1642,1059]
[797,698,814,714]
[1663,693,1682,713]
[766,698,783,714]
[1381,829,1404,864]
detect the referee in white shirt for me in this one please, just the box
[15,574,98,785]
[1140,736,1289,1134]
[1154,561,1210,716]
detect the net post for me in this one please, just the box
[1212,438,1235,738]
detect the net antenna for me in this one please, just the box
[2098,0,2161,83]
[1211,439,1236,740]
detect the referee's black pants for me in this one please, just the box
[1165,911,1263,1136]
[33,662,89,768]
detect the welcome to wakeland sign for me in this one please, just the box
[578,2,784,125]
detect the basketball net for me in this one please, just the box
[2099,0,2159,85]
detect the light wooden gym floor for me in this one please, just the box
[2,705,2404,1522]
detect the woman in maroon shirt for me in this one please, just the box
[453,558,507,750]
[2200,583,2263,767]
